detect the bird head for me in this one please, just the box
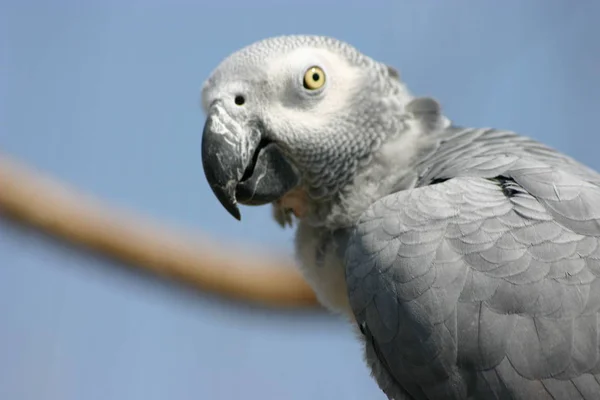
[201,35,412,221]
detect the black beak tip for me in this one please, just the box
[209,184,242,221]
[228,205,242,221]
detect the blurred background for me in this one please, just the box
[1,1,599,399]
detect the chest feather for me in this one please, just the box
[294,222,353,317]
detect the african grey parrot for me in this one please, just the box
[200,35,600,399]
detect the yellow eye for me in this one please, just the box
[303,66,326,90]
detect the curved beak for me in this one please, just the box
[201,103,300,220]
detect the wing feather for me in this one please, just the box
[346,159,600,399]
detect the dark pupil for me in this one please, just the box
[312,73,320,81]
[234,95,245,105]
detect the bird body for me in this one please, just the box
[201,35,600,399]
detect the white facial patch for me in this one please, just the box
[265,47,363,134]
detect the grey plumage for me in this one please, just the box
[201,35,600,399]
[346,126,600,399]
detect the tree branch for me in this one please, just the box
[0,154,319,308]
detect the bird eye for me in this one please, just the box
[234,95,245,106]
[303,66,326,90]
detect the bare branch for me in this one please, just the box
[0,154,319,308]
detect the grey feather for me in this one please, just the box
[346,127,600,399]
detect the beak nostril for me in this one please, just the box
[234,95,245,106]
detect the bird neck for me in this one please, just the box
[299,116,442,230]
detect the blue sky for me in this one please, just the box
[1,1,599,399]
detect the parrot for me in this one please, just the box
[200,35,600,399]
